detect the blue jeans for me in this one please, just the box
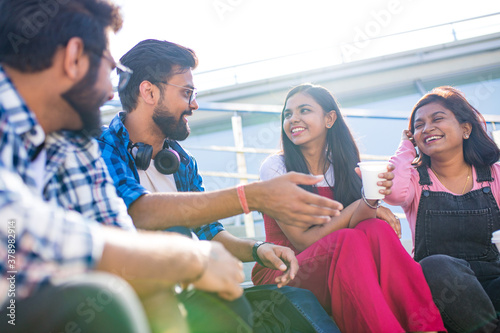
[420,254,500,333]
[244,285,340,333]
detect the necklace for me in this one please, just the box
[431,166,471,195]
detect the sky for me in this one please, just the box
[109,0,500,90]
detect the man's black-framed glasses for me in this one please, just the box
[86,49,133,92]
[159,81,198,105]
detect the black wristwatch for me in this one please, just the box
[252,241,268,266]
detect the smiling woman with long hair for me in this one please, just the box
[385,86,500,333]
[252,83,445,333]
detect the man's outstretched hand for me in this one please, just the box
[247,172,343,228]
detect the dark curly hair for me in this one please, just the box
[0,0,122,72]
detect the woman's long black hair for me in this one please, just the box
[281,84,362,206]
[409,86,500,168]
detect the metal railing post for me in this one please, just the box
[231,112,255,238]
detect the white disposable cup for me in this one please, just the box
[358,161,389,200]
[492,230,500,252]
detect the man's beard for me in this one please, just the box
[152,105,191,141]
[61,58,107,137]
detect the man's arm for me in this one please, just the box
[211,230,298,287]
[98,131,342,230]
[0,171,244,303]
[97,228,245,300]
[129,172,343,230]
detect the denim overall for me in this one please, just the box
[415,165,500,333]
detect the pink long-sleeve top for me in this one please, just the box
[384,139,500,251]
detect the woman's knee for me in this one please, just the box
[328,228,366,245]
[419,256,497,331]
[301,229,366,259]
[355,218,398,242]
[420,255,471,279]
[355,218,392,233]
[419,255,474,293]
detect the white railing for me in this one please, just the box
[180,102,500,237]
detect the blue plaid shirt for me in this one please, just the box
[98,113,224,240]
[0,65,110,304]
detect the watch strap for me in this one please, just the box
[252,241,269,267]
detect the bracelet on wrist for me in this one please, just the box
[361,187,382,209]
[252,241,272,267]
[237,184,250,215]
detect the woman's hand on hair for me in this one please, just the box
[402,130,416,147]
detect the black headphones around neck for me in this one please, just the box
[128,140,180,175]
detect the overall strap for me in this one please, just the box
[417,165,432,186]
[476,165,493,183]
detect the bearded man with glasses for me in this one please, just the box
[97,39,341,333]
[0,1,248,333]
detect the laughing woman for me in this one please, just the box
[384,86,500,333]
[252,83,445,333]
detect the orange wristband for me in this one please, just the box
[237,184,250,215]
